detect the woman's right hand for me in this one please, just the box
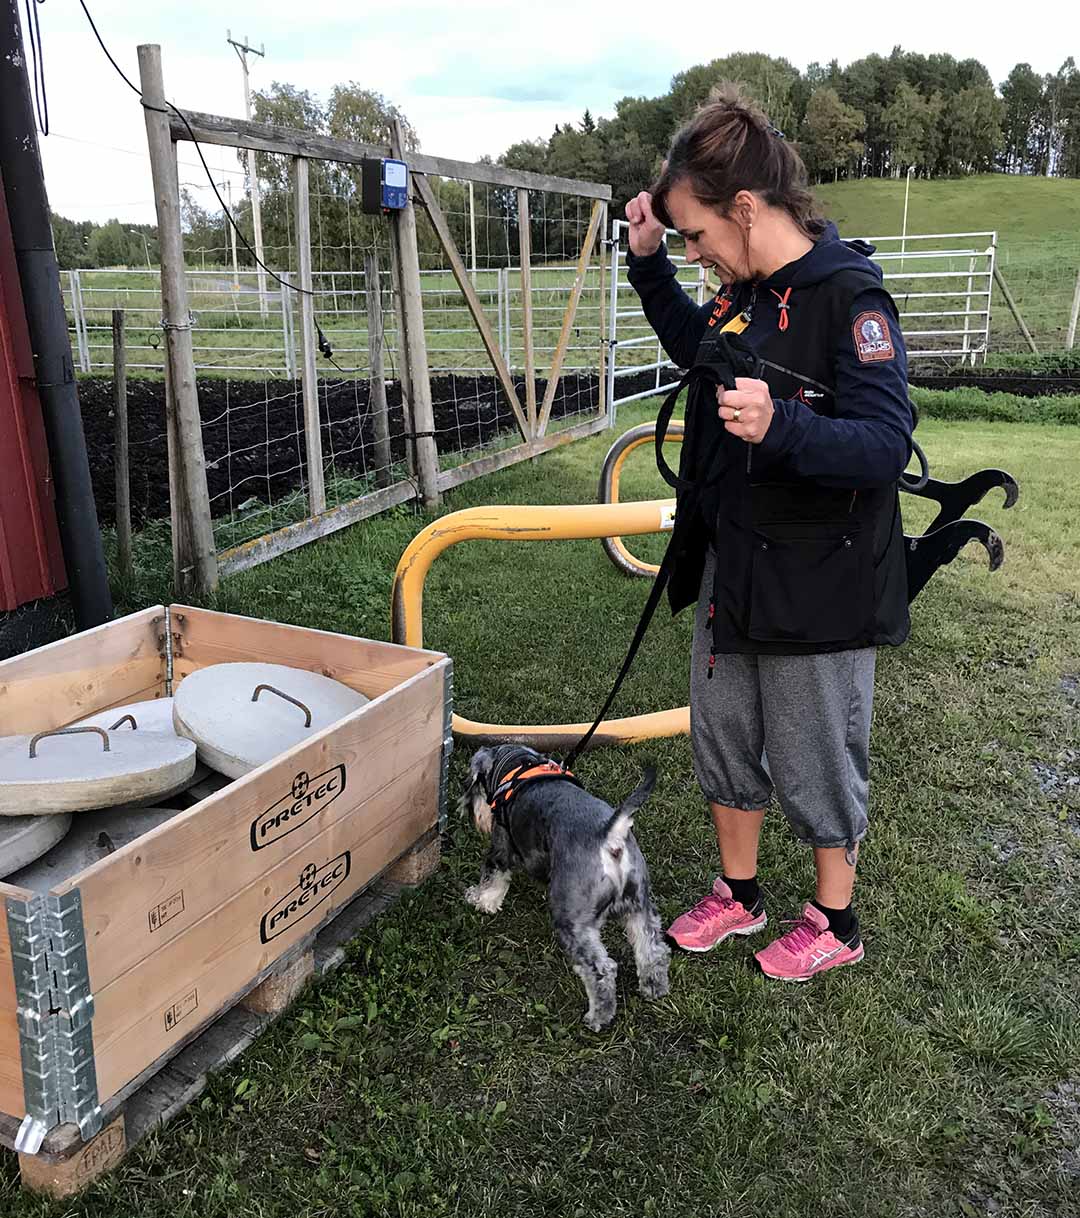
[625,191,666,257]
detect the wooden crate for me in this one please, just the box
[0,604,452,1191]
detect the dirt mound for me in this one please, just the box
[77,374,601,527]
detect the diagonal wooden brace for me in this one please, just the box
[411,172,530,443]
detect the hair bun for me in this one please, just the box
[706,82,769,130]
[648,77,825,243]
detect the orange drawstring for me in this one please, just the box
[771,287,792,331]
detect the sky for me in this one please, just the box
[16,0,1075,226]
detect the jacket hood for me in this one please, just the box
[759,221,881,289]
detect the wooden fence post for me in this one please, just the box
[517,188,536,439]
[388,237,415,479]
[365,249,392,487]
[597,200,608,420]
[390,118,440,509]
[992,265,1039,356]
[137,44,218,596]
[293,156,327,515]
[164,356,193,591]
[1067,266,1080,351]
[112,310,132,580]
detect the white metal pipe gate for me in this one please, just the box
[606,221,998,417]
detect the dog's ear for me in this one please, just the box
[469,747,495,785]
[620,765,656,816]
[459,747,495,834]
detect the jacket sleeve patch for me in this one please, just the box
[852,311,895,363]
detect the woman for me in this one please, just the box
[626,85,912,982]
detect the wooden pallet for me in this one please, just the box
[4,830,439,1198]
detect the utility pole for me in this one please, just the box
[127,228,152,268]
[226,31,268,315]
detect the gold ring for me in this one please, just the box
[733,407,741,422]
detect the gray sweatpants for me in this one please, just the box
[690,553,876,850]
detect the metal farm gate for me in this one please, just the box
[606,221,998,415]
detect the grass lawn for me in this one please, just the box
[70,174,1080,378]
[815,174,1080,250]
[5,403,1078,1217]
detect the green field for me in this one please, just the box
[66,264,609,380]
[816,176,1080,356]
[6,401,1077,1218]
[816,174,1080,248]
[65,175,1079,382]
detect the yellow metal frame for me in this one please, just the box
[391,501,688,750]
[600,422,685,578]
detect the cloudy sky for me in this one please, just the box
[18,0,1071,225]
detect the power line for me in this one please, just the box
[49,130,247,178]
[51,200,155,210]
[75,0,315,300]
[23,0,48,133]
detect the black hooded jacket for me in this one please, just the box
[628,224,913,655]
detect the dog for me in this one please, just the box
[460,744,670,1031]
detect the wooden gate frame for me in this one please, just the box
[149,43,613,582]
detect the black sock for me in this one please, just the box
[811,900,855,940]
[723,875,760,909]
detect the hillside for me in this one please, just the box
[815,174,1080,246]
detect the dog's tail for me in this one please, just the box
[602,765,656,854]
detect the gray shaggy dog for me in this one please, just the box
[460,744,670,1031]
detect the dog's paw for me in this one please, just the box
[583,1007,616,1033]
[464,884,504,914]
[639,972,670,1001]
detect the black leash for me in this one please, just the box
[561,332,762,771]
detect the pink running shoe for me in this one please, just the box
[754,903,864,982]
[667,878,767,952]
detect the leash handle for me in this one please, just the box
[654,372,692,491]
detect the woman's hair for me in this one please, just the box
[651,82,826,239]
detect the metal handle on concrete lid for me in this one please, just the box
[251,684,313,727]
[109,714,138,731]
[29,725,112,759]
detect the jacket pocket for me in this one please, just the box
[748,520,873,644]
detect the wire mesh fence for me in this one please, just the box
[74,142,610,572]
[991,236,1080,353]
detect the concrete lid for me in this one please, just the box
[173,662,369,779]
[74,698,178,737]
[6,804,184,891]
[0,813,73,878]
[0,728,197,815]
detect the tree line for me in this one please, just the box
[51,215,158,271]
[51,47,1079,271]
[520,48,1080,219]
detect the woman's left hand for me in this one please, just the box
[716,378,774,444]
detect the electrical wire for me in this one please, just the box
[76,0,316,300]
[75,0,431,483]
[24,0,49,134]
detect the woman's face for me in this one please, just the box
[664,179,752,282]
